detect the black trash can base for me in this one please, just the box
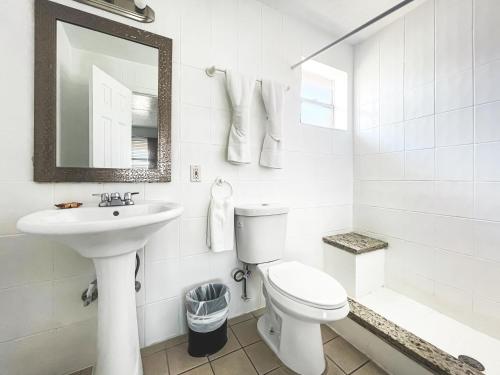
[188,319,228,357]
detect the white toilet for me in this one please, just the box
[234,204,349,375]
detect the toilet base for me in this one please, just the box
[257,312,326,375]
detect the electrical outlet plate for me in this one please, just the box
[190,165,201,182]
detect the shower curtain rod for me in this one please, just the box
[290,0,416,70]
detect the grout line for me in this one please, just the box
[355,202,500,224]
[177,361,210,375]
[241,345,261,374]
[322,337,336,345]
[324,351,350,375]
[208,359,216,374]
[471,0,477,261]
[349,360,371,375]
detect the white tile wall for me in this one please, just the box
[475,101,500,143]
[354,0,500,338]
[0,0,353,374]
[404,115,435,150]
[380,123,404,153]
[405,149,435,180]
[474,0,500,65]
[435,145,474,181]
[435,107,473,147]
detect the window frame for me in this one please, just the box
[299,60,348,131]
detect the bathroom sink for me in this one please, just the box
[17,201,183,375]
[17,201,184,258]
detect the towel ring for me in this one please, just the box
[211,177,233,198]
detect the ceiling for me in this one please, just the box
[258,0,427,44]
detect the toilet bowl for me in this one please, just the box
[234,204,349,375]
[256,261,349,375]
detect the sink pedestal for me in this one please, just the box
[16,201,184,375]
[93,252,142,375]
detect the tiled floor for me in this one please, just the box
[72,309,387,375]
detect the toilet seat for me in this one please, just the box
[267,261,347,310]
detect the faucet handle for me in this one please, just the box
[123,192,139,205]
[92,193,109,202]
[110,192,121,200]
[92,193,110,207]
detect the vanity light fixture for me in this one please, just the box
[74,0,155,23]
[134,0,147,10]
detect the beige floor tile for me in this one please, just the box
[142,335,189,357]
[251,308,266,318]
[167,343,208,375]
[180,363,214,375]
[228,313,254,326]
[165,334,189,349]
[351,362,388,375]
[143,350,169,375]
[267,358,340,375]
[211,349,257,375]
[208,329,241,361]
[265,367,298,375]
[142,342,168,357]
[325,358,345,375]
[321,325,338,344]
[324,337,368,374]
[244,341,281,374]
[70,368,92,375]
[231,319,261,347]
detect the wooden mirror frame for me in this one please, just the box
[34,0,172,182]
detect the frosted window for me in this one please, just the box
[300,60,348,130]
[301,101,334,128]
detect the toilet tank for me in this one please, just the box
[234,204,289,264]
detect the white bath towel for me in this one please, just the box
[206,191,234,252]
[226,71,256,164]
[260,80,286,169]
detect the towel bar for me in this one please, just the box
[205,66,290,91]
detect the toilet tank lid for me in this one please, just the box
[235,203,289,216]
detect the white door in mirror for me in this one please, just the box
[90,65,132,168]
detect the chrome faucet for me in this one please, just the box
[92,192,139,207]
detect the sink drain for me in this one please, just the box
[458,355,485,372]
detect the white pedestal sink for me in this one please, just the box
[17,201,183,375]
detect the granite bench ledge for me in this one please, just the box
[323,232,388,255]
[346,298,482,375]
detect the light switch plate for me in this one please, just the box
[190,165,201,182]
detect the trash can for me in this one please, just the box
[185,283,231,357]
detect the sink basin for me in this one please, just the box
[17,201,183,375]
[17,201,183,258]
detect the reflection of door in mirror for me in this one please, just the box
[90,65,132,168]
[56,20,159,170]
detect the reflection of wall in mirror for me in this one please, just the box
[57,23,158,168]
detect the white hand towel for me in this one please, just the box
[260,80,286,169]
[226,71,256,164]
[206,193,234,252]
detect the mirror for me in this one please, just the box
[35,0,172,182]
[56,21,159,169]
